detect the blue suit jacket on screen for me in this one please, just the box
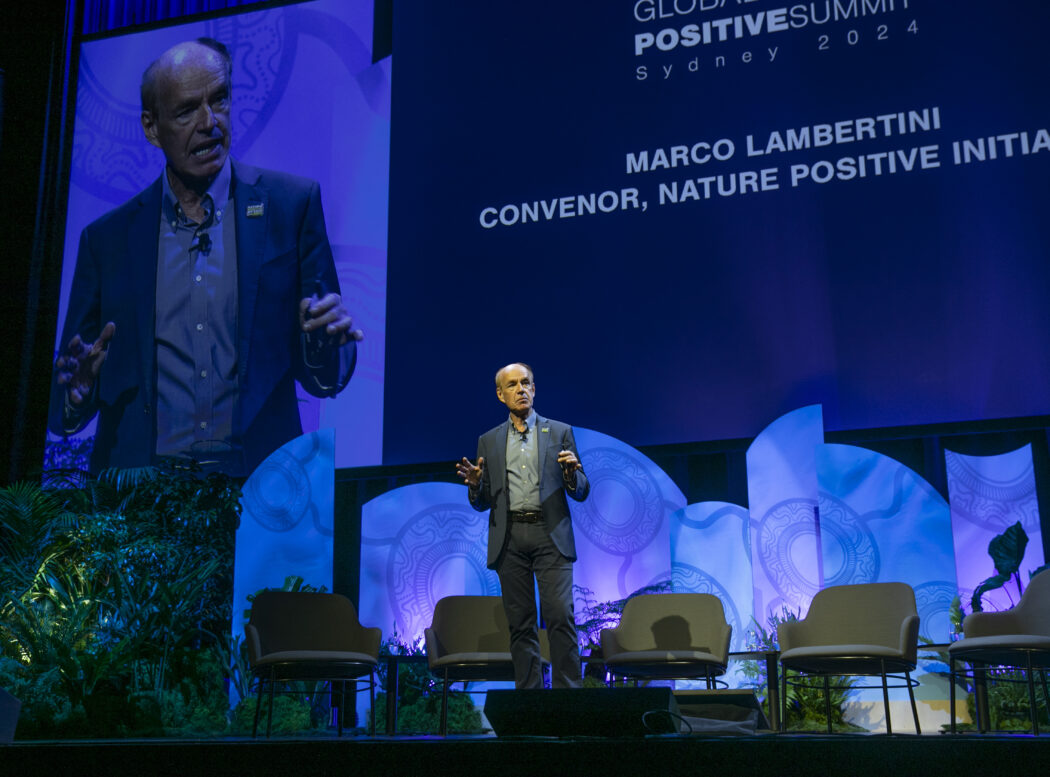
[48,161,356,474]
[468,415,590,569]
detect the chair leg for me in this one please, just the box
[1041,668,1050,730]
[906,670,920,734]
[1026,652,1039,736]
[974,665,989,732]
[823,676,832,734]
[370,671,376,736]
[949,658,957,734]
[266,669,277,737]
[337,680,345,737]
[881,660,893,735]
[252,676,264,738]
[780,668,788,732]
[440,670,450,736]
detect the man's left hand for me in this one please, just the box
[557,450,581,475]
[299,292,364,346]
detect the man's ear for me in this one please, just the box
[141,110,162,149]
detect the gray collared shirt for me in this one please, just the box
[155,159,240,467]
[505,410,541,512]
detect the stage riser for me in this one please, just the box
[4,737,1050,777]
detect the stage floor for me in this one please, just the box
[4,732,1050,777]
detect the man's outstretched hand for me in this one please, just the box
[456,456,485,489]
[55,322,116,405]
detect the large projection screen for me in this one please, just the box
[383,1,1050,465]
[47,1,1050,472]
[47,0,389,472]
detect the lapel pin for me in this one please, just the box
[246,203,264,218]
[541,427,550,433]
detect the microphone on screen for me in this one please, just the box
[192,230,212,256]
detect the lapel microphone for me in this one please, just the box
[192,231,212,256]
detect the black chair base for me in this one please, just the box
[251,668,377,738]
[949,650,1050,735]
[779,663,920,735]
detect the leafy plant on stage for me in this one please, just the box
[0,464,240,738]
[573,581,674,651]
[969,521,1050,614]
[231,693,314,736]
[962,666,1050,733]
[935,521,1050,732]
[739,608,861,732]
[737,612,780,721]
[373,629,482,734]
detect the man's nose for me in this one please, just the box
[198,104,217,130]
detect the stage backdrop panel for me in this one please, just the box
[671,501,754,651]
[746,404,824,623]
[946,445,1045,616]
[816,443,956,643]
[569,427,685,610]
[230,428,336,703]
[359,481,498,644]
[671,500,754,688]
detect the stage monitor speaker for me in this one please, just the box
[674,689,770,731]
[484,687,679,737]
[0,686,21,743]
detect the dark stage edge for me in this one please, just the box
[4,734,1050,777]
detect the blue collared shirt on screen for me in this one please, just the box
[155,158,240,467]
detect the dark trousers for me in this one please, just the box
[497,521,581,689]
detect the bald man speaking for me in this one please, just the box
[457,363,590,689]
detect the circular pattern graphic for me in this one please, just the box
[945,452,1039,533]
[945,451,1035,504]
[388,505,498,638]
[243,448,311,532]
[572,447,665,555]
[754,498,821,606]
[914,580,958,643]
[817,494,880,587]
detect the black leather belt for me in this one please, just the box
[509,510,542,523]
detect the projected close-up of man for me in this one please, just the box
[48,37,362,476]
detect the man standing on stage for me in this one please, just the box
[456,362,590,688]
[49,38,361,476]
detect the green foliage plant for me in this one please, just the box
[971,521,1050,613]
[374,628,482,734]
[953,539,1050,732]
[0,464,241,738]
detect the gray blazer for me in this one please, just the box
[468,415,590,569]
